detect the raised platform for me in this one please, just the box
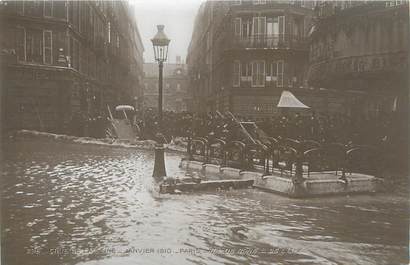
[254,172,379,198]
[179,159,381,198]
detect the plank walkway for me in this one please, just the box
[159,179,254,194]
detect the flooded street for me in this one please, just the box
[2,139,408,265]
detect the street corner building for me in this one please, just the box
[307,0,409,119]
[187,0,316,117]
[186,0,409,119]
[0,1,144,133]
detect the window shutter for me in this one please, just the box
[277,60,284,87]
[233,61,240,87]
[241,62,247,77]
[286,62,293,87]
[251,62,257,86]
[260,17,266,36]
[266,62,270,77]
[259,61,265,86]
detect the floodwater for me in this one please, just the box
[2,138,409,265]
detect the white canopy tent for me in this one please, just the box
[115,105,135,112]
[277,90,310,109]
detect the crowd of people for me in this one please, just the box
[137,109,406,171]
[135,109,403,147]
[65,108,406,171]
[66,107,406,155]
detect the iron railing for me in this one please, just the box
[229,34,308,50]
[187,136,381,179]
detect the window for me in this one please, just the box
[232,0,241,5]
[293,0,306,7]
[253,0,266,4]
[267,17,278,36]
[43,30,52,64]
[251,61,265,87]
[16,1,24,15]
[26,28,43,63]
[267,17,279,46]
[242,19,252,38]
[53,0,66,19]
[292,18,302,38]
[25,1,43,17]
[234,18,241,37]
[287,63,295,87]
[252,17,266,38]
[269,60,284,87]
[233,60,241,87]
[44,0,52,17]
[241,62,251,81]
[2,28,14,53]
[386,0,405,6]
[176,83,181,92]
[16,27,26,61]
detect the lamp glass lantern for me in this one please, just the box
[151,25,170,62]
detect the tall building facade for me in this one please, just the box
[188,0,409,119]
[307,0,409,118]
[187,0,316,117]
[143,58,191,112]
[0,0,144,133]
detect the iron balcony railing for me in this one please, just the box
[229,34,308,50]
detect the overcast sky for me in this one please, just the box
[132,0,204,64]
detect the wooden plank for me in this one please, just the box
[159,179,254,194]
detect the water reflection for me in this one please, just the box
[2,138,408,265]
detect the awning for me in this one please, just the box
[115,105,135,112]
[277,90,310,109]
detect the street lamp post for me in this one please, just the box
[151,25,170,179]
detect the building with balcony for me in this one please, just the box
[187,0,316,117]
[143,57,191,112]
[0,0,144,133]
[307,0,409,117]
